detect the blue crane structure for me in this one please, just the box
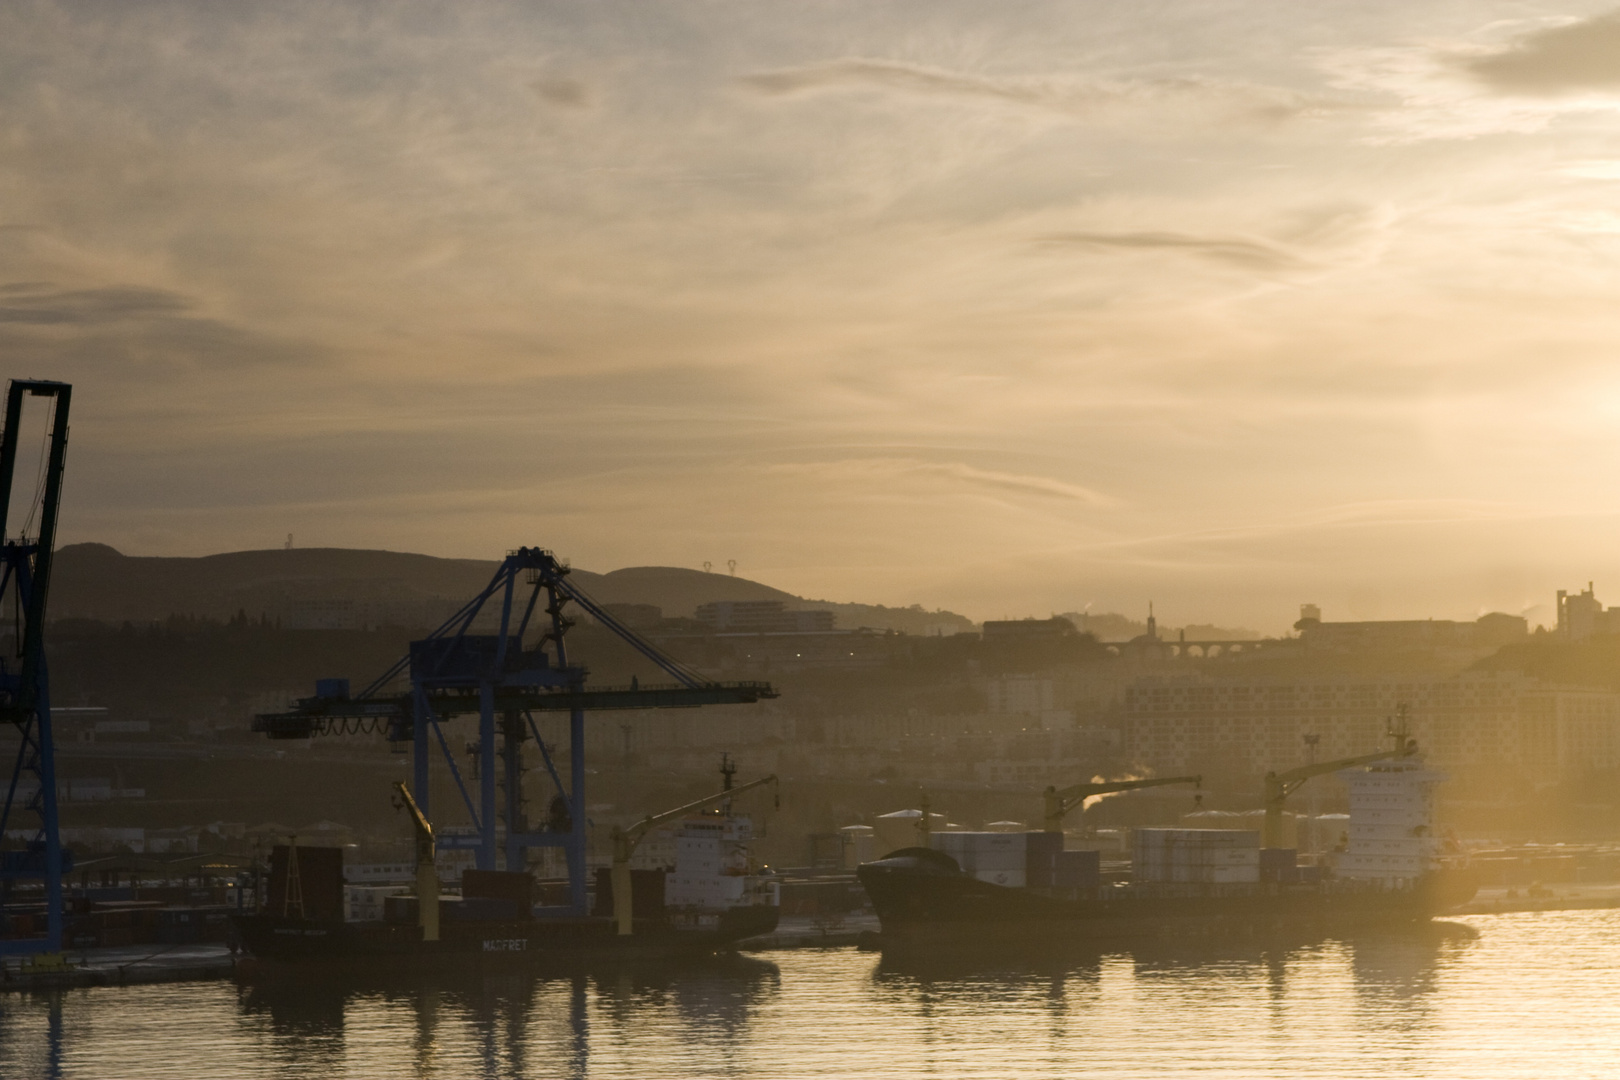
[0,380,73,957]
[254,547,776,915]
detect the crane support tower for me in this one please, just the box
[254,547,777,916]
[0,380,73,957]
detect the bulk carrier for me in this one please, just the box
[858,745,1479,954]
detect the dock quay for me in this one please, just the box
[1452,883,1620,916]
[1,943,235,993]
[0,921,884,990]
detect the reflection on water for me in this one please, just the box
[867,925,1483,1080]
[224,953,781,1080]
[3,912,1618,1079]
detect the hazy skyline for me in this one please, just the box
[7,1,1620,631]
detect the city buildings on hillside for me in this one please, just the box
[1555,583,1620,641]
[981,616,1077,639]
[985,675,1076,730]
[1123,673,1619,781]
[694,600,835,633]
[1291,607,1527,653]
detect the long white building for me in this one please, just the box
[1123,672,1620,780]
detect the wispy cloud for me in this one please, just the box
[1463,11,1620,95]
[1321,16,1620,143]
[1034,231,1310,272]
[738,58,1085,108]
[767,458,1117,507]
[529,76,593,109]
[5,2,1620,629]
[0,285,190,326]
[737,57,1333,123]
[928,462,1116,506]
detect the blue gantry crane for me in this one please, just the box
[0,380,73,958]
[254,547,775,915]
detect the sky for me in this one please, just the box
[7,1,1620,631]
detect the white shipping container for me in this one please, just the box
[973,869,1026,887]
[345,884,409,923]
[961,853,1025,870]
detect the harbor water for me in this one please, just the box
[2,909,1616,1079]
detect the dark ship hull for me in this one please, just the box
[233,905,778,977]
[858,850,1478,954]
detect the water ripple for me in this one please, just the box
[0,913,1612,1079]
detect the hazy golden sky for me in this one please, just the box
[7,2,1620,629]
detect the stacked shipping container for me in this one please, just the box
[928,832,1102,890]
[1132,829,1262,884]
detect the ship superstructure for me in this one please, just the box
[662,813,780,914]
[1333,756,1447,883]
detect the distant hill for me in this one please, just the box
[46,544,976,636]
[582,565,799,616]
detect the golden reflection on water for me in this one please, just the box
[1,913,1613,1079]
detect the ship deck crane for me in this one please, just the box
[1043,775,1202,833]
[0,380,72,960]
[609,771,778,935]
[253,546,777,917]
[392,781,439,943]
[1262,729,1416,848]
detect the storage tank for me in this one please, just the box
[874,808,949,854]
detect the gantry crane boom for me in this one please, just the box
[251,546,777,918]
[1043,775,1202,833]
[609,773,778,935]
[1262,739,1415,848]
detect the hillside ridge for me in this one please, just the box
[48,543,977,636]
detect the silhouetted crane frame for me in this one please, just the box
[0,380,73,958]
[255,546,776,916]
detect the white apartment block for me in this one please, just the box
[1123,673,1620,779]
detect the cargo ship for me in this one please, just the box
[859,752,1479,954]
[234,791,781,975]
